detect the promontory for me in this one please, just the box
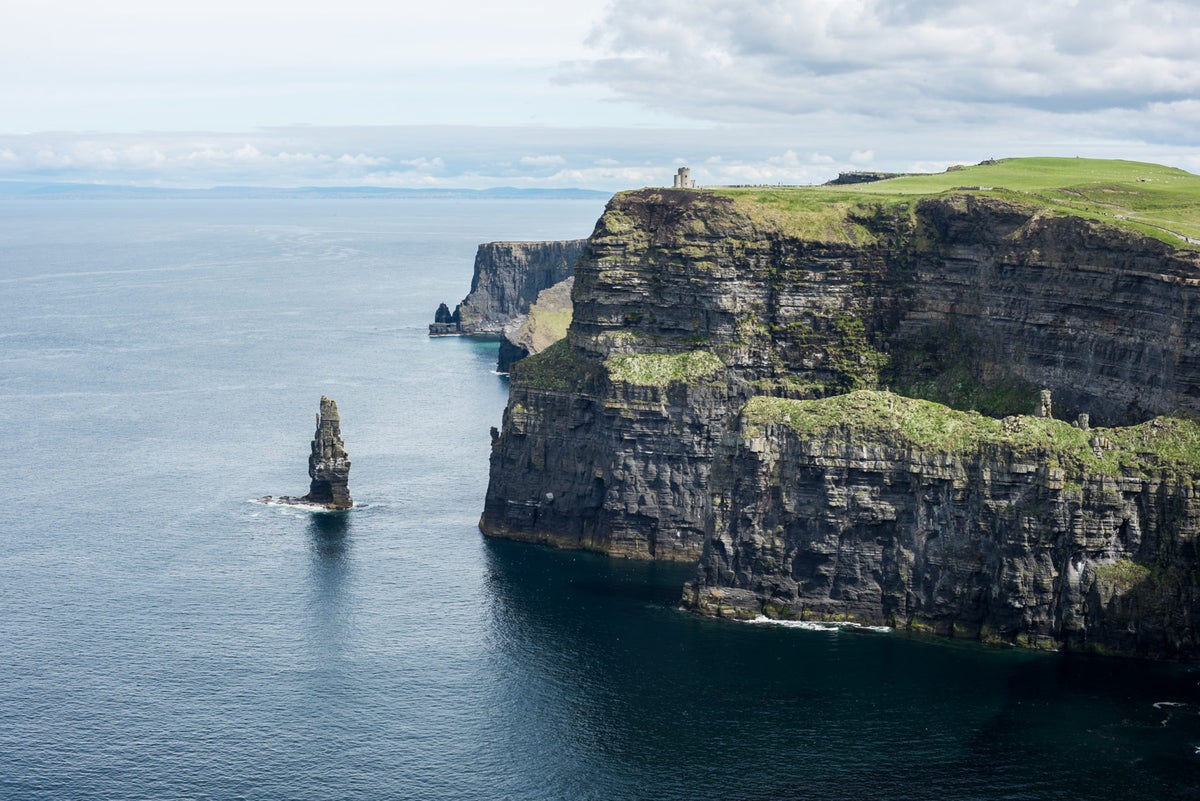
[480,157,1200,660]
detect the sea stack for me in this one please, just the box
[304,396,352,509]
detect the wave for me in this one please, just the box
[746,614,891,634]
[251,496,355,513]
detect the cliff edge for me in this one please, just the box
[481,157,1200,657]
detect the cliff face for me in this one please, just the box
[481,185,1200,655]
[497,276,574,372]
[895,197,1200,424]
[484,341,736,559]
[686,392,1200,659]
[429,240,585,337]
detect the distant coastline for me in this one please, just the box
[0,181,611,201]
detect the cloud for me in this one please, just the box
[0,124,1195,191]
[566,0,1200,145]
[519,154,568,167]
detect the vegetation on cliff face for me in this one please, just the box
[605,350,725,387]
[509,339,600,392]
[741,390,1200,479]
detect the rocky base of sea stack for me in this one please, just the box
[257,495,351,512]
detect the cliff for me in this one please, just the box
[481,158,1200,656]
[686,392,1200,659]
[497,276,574,372]
[429,240,585,337]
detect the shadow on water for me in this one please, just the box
[307,511,351,557]
[480,537,1200,801]
[305,512,352,667]
[959,650,1200,800]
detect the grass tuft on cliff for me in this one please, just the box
[510,339,600,392]
[742,390,1200,479]
[606,350,725,387]
[714,157,1200,248]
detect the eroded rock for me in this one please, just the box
[262,396,352,510]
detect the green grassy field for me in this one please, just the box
[714,157,1200,247]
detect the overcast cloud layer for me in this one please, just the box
[1,0,1196,188]
[573,0,1200,124]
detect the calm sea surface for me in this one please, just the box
[2,197,1199,800]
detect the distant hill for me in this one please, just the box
[0,182,611,200]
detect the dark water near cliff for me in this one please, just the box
[2,197,1199,801]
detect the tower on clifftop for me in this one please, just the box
[673,167,695,189]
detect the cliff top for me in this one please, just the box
[742,390,1200,480]
[710,157,1200,248]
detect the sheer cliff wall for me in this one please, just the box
[687,392,1200,659]
[480,187,1200,655]
[430,240,585,337]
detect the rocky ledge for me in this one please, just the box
[497,276,575,372]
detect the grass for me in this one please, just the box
[714,157,1200,248]
[714,191,887,245]
[606,350,725,387]
[510,339,600,392]
[741,390,1200,479]
[1094,559,1152,592]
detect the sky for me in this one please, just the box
[1,0,1197,189]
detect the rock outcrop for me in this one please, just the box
[481,178,1200,657]
[429,240,585,337]
[497,276,575,372]
[686,392,1200,659]
[261,396,352,510]
[305,396,352,509]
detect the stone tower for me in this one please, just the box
[673,167,695,189]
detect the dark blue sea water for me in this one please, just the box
[2,197,1199,801]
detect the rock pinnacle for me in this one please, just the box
[303,396,352,509]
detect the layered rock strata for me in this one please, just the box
[481,186,1200,655]
[304,396,352,509]
[429,240,585,336]
[497,276,575,372]
[685,392,1200,659]
[261,396,352,510]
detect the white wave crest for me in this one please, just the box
[746,614,891,633]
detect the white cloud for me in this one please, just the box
[397,156,445,171]
[567,0,1200,148]
[0,124,1195,191]
[519,154,568,167]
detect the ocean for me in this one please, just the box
[1,196,1198,800]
